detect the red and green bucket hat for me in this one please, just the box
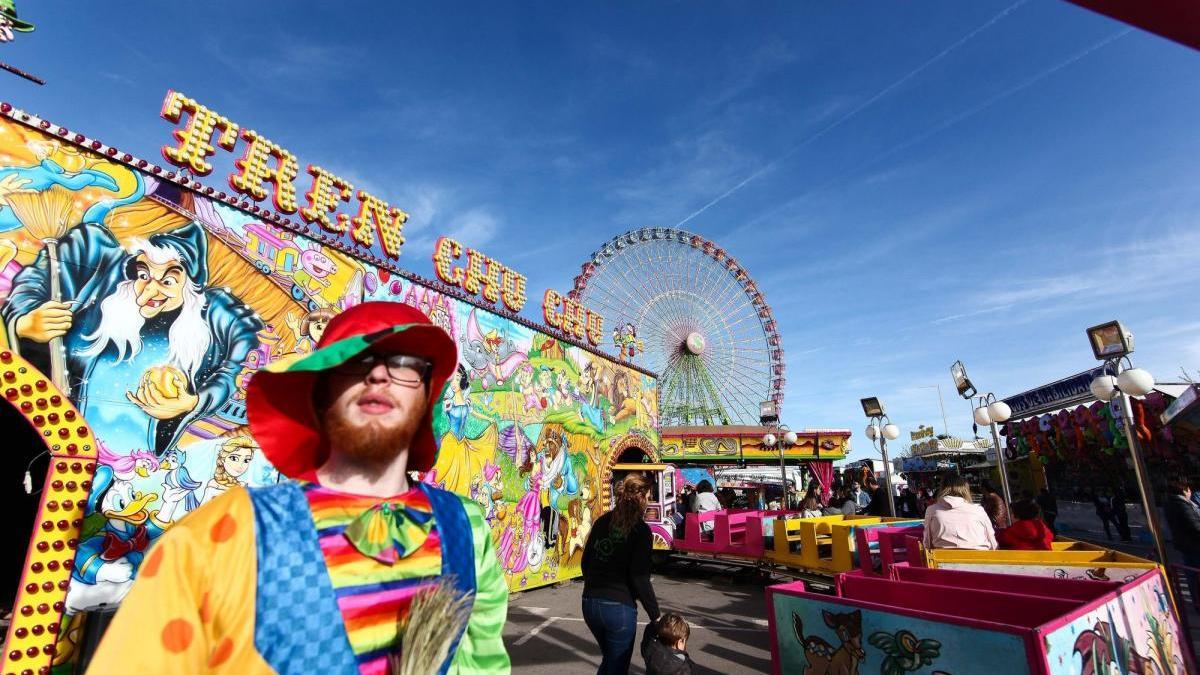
[246,301,458,478]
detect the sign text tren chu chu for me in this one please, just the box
[159,90,408,259]
[158,90,606,348]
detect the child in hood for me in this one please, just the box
[642,613,696,675]
[998,499,1054,550]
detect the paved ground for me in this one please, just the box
[505,559,775,674]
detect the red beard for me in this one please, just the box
[321,397,423,465]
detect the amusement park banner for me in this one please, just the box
[0,98,658,668]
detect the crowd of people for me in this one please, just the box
[755,473,1064,554]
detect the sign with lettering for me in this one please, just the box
[543,289,603,346]
[910,438,940,456]
[910,426,935,442]
[431,236,527,312]
[160,91,409,260]
[1001,365,1114,419]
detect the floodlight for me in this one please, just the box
[950,361,976,399]
[860,397,885,417]
[1086,321,1134,360]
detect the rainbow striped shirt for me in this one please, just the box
[302,481,442,675]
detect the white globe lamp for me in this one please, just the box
[1117,368,1155,397]
[973,406,992,426]
[987,400,1012,424]
[865,424,879,440]
[762,433,777,448]
[783,430,798,446]
[1090,375,1118,402]
[882,424,901,441]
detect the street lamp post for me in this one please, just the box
[1085,321,1169,565]
[972,394,1014,526]
[950,361,1014,520]
[861,397,899,517]
[762,428,798,507]
[760,401,796,509]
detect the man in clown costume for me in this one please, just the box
[89,302,511,674]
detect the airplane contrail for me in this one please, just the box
[673,0,1032,228]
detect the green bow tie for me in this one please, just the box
[343,501,435,565]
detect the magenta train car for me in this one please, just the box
[674,509,790,558]
[767,566,1192,674]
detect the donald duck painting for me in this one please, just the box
[66,465,167,614]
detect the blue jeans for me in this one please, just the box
[582,597,637,675]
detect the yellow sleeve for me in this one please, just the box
[86,487,273,674]
[449,500,511,674]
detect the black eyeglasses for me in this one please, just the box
[331,353,432,387]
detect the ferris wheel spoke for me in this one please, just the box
[624,241,691,329]
[697,344,768,403]
[577,228,784,425]
[704,352,769,400]
[592,277,673,355]
[599,241,669,329]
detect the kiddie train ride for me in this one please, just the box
[767,523,1194,674]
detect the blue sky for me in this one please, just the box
[4,1,1198,460]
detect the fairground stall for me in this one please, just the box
[894,426,992,494]
[998,368,1194,501]
[0,92,662,673]
[661,426,850,504]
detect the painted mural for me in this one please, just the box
[936,562,1151,584]
[0,115,659,664]
[364,273,660,589]
[770,592,1031,674]
[1042,573,1186,675]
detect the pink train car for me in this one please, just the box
[767,566,1192,674]
[673,509,789,557]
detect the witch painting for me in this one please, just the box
[2,220,263,455]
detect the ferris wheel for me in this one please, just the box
[569,227,784,426]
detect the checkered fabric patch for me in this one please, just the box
[249,482,359,674]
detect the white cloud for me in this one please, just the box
[444,208,500,248]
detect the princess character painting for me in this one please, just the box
[198,436,255,505]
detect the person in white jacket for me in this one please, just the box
[923,474,997,550]
[691,480,723,535]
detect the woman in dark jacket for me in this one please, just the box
[582,473,660,674]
